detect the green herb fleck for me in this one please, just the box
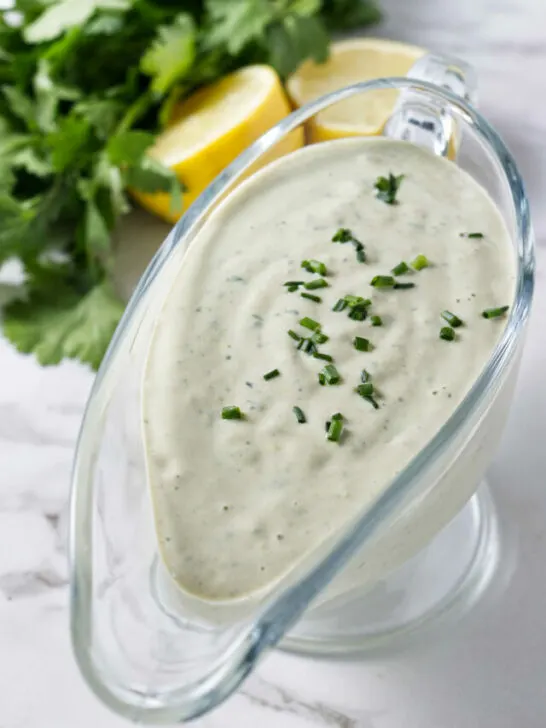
[263,369,280,381]
[293,406,306,424]
[288,329,301,342]
[440,326,455,341]
[312,331,329,345]
[300,317,321,331]
[313,352,333,362]
[482,306,510,319]
[332,228,352,242]
[353,336,372,352]
[304,278,329,290]
[222,406,244,420]
[374,173,404,204]
[391,261,409,276]
[355,383,379,409]
[326,413,344,442]
[441,310,464,328]
[370,315,382,326]
[371,275,396,288]
[301,259,327,276]
[301,292,322,303]
[393,282,415,290]
[333,298,348,312]
[360,369,371,383]
[411,254,430,270]
[460,232,484,239]
[321,364,341,385]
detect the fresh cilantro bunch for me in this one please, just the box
[0,0,380,369]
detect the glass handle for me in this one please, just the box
[383,53,477,158]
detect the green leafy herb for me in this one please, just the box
[292,406,306,424]
[300,292,322,303]
[441,310,464,327]
[300,316,321,331]
[312,331,329,345]
[391,261,409,275]
[332,228,352,242]
[411,254,430,270]
[0,0,380,369]
[263,368,280,381]
[355,383,379,409]
[371,275,396,288]
[482,306,510,319]
[440,326,455,341]
[333,298,348,312]
[374,173,404,204]
[393,282,415,290]
[304,278,329,290]
[353,336,372,352]
[460,232,484,239]
[301,259,327,275]
[370,314,382,326]
[360,369,371,383]
[313,352,333,362]
[287,329,301,342]
[321,364,341,385]
[326,412,344,442]
[221,405,244,420]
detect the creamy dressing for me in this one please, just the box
[143,138,515,602]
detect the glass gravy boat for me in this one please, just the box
[69,53,534,723]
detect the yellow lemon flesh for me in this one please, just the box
[286,38,425,143]
[132,65,303,223]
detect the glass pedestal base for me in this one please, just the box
[281,483,500,656]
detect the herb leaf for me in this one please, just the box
[374,173,404,204]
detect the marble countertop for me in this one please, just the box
[2,1,546,726]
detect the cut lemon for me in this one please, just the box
[287,38,425,143]
[131,65,303,223]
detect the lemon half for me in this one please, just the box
[132,65,303,223]
[287,38,425,143]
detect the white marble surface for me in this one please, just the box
[2,1,546,726]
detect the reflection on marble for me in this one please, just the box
[1,0,546,726]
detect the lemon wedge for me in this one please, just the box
[132,65,303,223]
[287,38,425,142]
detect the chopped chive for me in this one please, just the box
[460,232,484,239]
[221,406,244,420]
[263,369,280,381]
[292,406,306,424]
[441,310,464,327]
[411,254,430,270]
[348,306,367,321]
[301,259,327,276]
[304,278,329,290]
[440,326,455,341]
[288,329,301,342]
[333,298,347,312]
[300,317,321,331]
[301,292,322,303]
[370,314,382,326]
[298,338,318,355]
[393,282,415,290]
[313,352,333,362]
[332,228,353,243]
[318,372,326,386]
[322,364,341,385]
[353,336,372,352]
[482,305,509,319]
[326,414,344,442]
[312,331,329,345]
[371,275,396,288]
[332,412,343,420]
[360,369,371,383]
[284,281,304,287]
[356,248,367,263]
[355,384,379,409]
[287,285,299,292]
[344,295,367,307]
[391,261,409,276]
[374,173,404,205]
